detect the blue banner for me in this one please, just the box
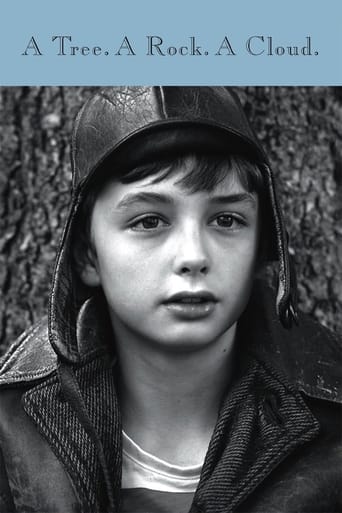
[0,0,341,85]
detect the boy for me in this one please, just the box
[0,87,341,513]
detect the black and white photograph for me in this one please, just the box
[0,86,341,512]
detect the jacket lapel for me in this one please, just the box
[22,356,121,513]
[192,359,320,513]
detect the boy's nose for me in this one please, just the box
[173,228,210,276]
[179,261,209,276]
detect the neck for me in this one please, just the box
[114,323,237,465]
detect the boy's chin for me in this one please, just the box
[145,324,235,354]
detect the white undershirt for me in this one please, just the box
[122,430,202,493]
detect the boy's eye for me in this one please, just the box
[213,214,243,229]
[131,215,167,231]
[216,214,234,228]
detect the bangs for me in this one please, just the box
[119,153,264,194]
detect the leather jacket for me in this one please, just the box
[0,282,341,513]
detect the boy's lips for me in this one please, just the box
[164,291,218,303]
[162,291,218,319]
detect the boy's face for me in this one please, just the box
[82,158,259,352]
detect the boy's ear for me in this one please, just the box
[73,243,101,287]
[79,261,101,287]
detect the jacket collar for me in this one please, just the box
[192,359,319,512]
[23,356,121,513]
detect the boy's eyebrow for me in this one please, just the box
[210,193,257,207]
[115,191,257,210]
[116,192,174,209]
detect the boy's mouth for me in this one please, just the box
[165,291,217,303]
[163,291,218,319]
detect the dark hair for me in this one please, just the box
[72,152,266,274]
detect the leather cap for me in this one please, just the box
[71,87,266,189]
[49,87,298,363]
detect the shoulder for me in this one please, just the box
[245,280,342,405]
[0,318,57,387]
